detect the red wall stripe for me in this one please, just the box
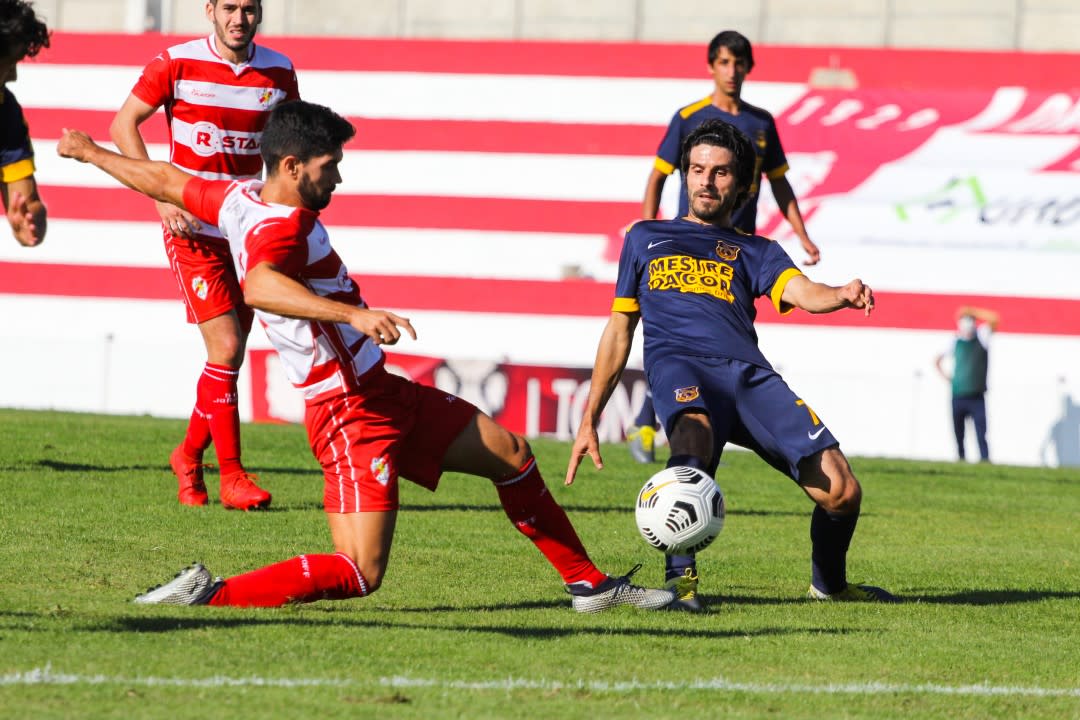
[2,261,1075,335]
[28,32,1080,91]
[26,108,662,156]
[37,185,640,235]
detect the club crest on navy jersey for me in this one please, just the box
[715,239,740,262]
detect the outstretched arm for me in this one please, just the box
[565,310,638,485]
[769,175,820,266]
[57,128,193,209]
[245,261,417,346]
[780,274,874,316]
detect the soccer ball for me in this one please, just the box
[635,466,725,555]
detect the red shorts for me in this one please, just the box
[163,227,249,326]
[305,370,478,513]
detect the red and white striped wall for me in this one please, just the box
[3,34,1079,466]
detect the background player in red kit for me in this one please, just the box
[110,0,299,510]
[58,100,675,614]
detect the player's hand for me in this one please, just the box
[840,278,874,316]
[350,308,417,346]
[56,128,97,162]
[565,423,603,486]
[157,201,202,239]
[801,238,821,266]
[6,190,41,247]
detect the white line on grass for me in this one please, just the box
[3,666,1079,698]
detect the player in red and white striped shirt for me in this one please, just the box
[57,101,676,613]
[110,0,299,511]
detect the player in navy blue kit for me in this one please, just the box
[627,30,819,462]
[0,0,49,247]
[567,119,897,611]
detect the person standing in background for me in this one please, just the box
[936,306,999,463]
[110,0,299,509]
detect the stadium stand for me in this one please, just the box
[25,0,1080,52]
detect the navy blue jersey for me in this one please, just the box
[0,87,35,183]
[613,218,802,371]
[654,98,788,233]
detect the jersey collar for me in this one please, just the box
[205,33,256,72]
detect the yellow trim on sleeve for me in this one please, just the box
[765,162,789,181]
[653,156,675,175]
[1,157,35,183]
[679,97,712,119]
[770,267,803,315]
[612,297,640,313]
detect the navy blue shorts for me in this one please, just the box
[648,355,839,481]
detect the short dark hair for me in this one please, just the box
[707,30,753,71]
[0,0,50,59]
[261,100,355,174]
[680,119,757,210]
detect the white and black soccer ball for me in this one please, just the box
[635,465,725,555]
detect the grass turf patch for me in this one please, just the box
[0,408,1077,719]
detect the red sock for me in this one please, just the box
[181,408,211,460]
[494,457,607,588]
[208,552,369,607]
[197,363,243,476]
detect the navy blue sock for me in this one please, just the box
[810,504,860,594]
[634,391,657,428]
[663,454,709,581]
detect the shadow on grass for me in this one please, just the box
[22,459,322,478]
[0,460,164,473]
[83,614,859,641]
[865,465,955,477]
[398,503,805,518]
[901,589,1080,605]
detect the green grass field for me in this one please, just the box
[1,408,1078,719]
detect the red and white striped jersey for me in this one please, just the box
[183,177,385,404]
[132,35,299,236]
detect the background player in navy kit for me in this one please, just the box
[567,119,897,610]
[627,30,819,462]
[0,0,49,247]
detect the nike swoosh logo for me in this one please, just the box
[640,479,680,502]
[808,426,826,440]
[647,239,675,249]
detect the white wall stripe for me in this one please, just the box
[2,667,1078,698]
[31,139,656,201]
[14,64,805,124]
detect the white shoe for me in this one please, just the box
[567,564,675,613]
[134,563,222,605]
